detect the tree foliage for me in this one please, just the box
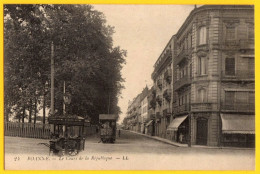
[4,4,126,124]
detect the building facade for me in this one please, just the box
[140,87,149,134]
[170,5,254,147]
[151,37,174,139]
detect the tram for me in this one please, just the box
[99,114,117,143]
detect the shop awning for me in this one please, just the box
[220,114,255,134]
[167,115,188,131]
[146,120,153,127]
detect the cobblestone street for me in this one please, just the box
[5,130,255,170]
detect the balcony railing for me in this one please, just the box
[173,104,189,115]
[175,75,191,90]
[163,89,172,102]
[222,70,254,80]
[156,112,161,119]
[221,103,255,112]
[163,108,171,117]
[150,114,156,120]
[191,103,217,112]
[149,98,156,109]
[164,69,172,84]
[239,39,254,50]
[156,95,162,106]
[224,39,254,50]
[157,79,162,89]
[176,48,191,65]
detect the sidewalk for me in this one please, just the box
[128,130,255,150]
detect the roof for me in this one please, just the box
[99,114,118,120]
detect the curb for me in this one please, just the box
[126,130,255,150]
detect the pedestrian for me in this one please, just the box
[179,133,184,143]
[118,129,121,137]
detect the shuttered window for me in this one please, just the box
[198,88,206,102]
[249,92,255,105]
[199,26,207,45]
[199,57,206,75]
[248,58,254,75]
[248,26,254,39]
[225,58,235,76]
[237,24,248,40]
[226,27,235,40]
[225,91,235,104]
[236,92,248,103]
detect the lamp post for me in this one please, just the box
[51,42,55,116]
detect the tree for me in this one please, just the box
[4,4,126,124]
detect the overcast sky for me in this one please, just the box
[93,5,195,123]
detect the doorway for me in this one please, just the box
[196,117,208,145]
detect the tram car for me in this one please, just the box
[99,114,118,143]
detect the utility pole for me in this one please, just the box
[63,81,66,115]
[51,42,55,116]
[107,92,110,114]
[188,92,192,147]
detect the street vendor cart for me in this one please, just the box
[48,115,89,156]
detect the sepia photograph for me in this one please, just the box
[3,4,255,170]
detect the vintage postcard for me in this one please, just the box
[2,2,257,171]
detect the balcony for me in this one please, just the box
[156,95,162,106]
[156,112,161,119]
[239,39,254,50]
[150,114,156,120]
[175,75,191,90]
[176,48,191,65]
[149,98,156,109]
[164,69,172,84]
[222,70,254,81]
[173,104,189,115]
[157,79,162,90]
[223,40,240,50]
[163,89,172,102]
[223,39,255,51]
[191,103,217,112]
[221,103,255,112]
[163,108,171,117]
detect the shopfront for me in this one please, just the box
[220,114,255,147]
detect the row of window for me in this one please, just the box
[225,91,254,105]
[225,57,254,76]
[226,24,254,41]
[178,93,190,106]
[177,26,206,53]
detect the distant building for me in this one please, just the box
[140,86,149,134]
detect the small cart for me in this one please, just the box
[48,115,89,156]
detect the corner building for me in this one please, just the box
[171,5,254,147]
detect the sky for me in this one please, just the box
[93,5,196,123]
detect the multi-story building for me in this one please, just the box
[146,86,156,135]
[140,86,149,134]
[170,5,254,147]
[151,37,174,139]
[125,94,141,132]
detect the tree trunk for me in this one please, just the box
[43,93,46,125]
[28,99,32,123]
[5,106,9,122]
[34,97,37,125]
[22,105,25,123]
